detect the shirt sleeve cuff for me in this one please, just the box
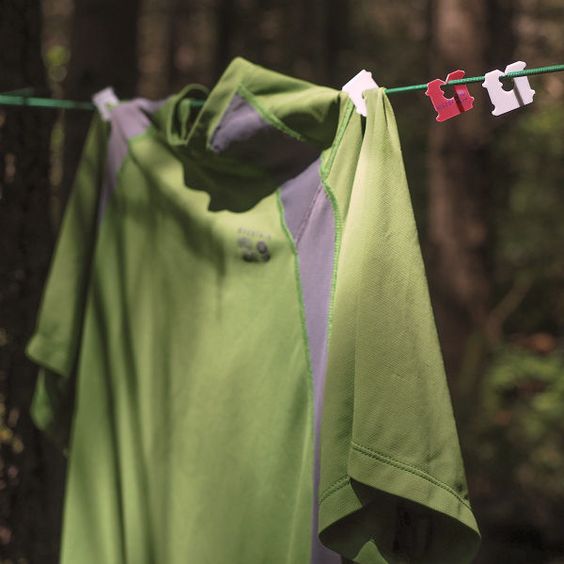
[26,332,71,377]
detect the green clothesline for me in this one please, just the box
[0,95,205,111]
[0,64,563,111]
[384,63,564,94]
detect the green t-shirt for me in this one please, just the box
[27,57,480,563]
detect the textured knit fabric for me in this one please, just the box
[319,90,480,563]
[27,57,480,564]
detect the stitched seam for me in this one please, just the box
[319,475,350,504]
[320,175,341,342]
[318,97,351,356]
[209,91,242,152]
[351,442,472,509]
[294,181,324,245]
[206,63,258,150]
[209,116,226,152]
[237,84,308,142]
[275,189,315,455]
[203,81,242,152]
[320,98,354,178]
[317,100,353,509]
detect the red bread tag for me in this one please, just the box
[425,70,475,122]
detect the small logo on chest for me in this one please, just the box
[237,227,271,263]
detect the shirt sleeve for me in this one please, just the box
[26,114,109,453]
[319,88,481,563]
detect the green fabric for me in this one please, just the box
[28,115,108,453]
[26,57,480,563]
[319,89,480,562]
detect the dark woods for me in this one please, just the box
[1,0,563,562]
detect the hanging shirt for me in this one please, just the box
[27,57,480,564]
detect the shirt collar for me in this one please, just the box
[155,57,348,210]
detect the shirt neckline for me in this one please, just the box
[161,57,345,160]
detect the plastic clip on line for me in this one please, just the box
[342,63,563,122]
[425,69,475,122]
[482,61,535,116]
[342,70,379,116]
[424,60,535,121]
[92,87,119,121]
[388,62,564,122]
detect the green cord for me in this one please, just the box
[0,94,95,110]
[0,64,562,109]
[0,95,205,111]
[384,63,564,94]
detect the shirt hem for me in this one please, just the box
[318,445,480,562]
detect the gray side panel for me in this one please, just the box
[280,160,340,564]
[99,99,164,218]
[279,159,322,240]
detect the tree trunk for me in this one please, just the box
[426,0,516,406]
[213,0,236,81]
[0,1,60,562]
[426,0,493,398]
[62,0,140,204]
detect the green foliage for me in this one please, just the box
[469,344,564,548]
[477,102,564,559]
[493,104,564,334]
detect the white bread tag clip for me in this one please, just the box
[342,70,379,117]
[482,61,535,116]
[92,87,119,121]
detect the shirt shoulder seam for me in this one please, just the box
[237,83,308,143]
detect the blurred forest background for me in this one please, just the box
[0,0,563,562]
